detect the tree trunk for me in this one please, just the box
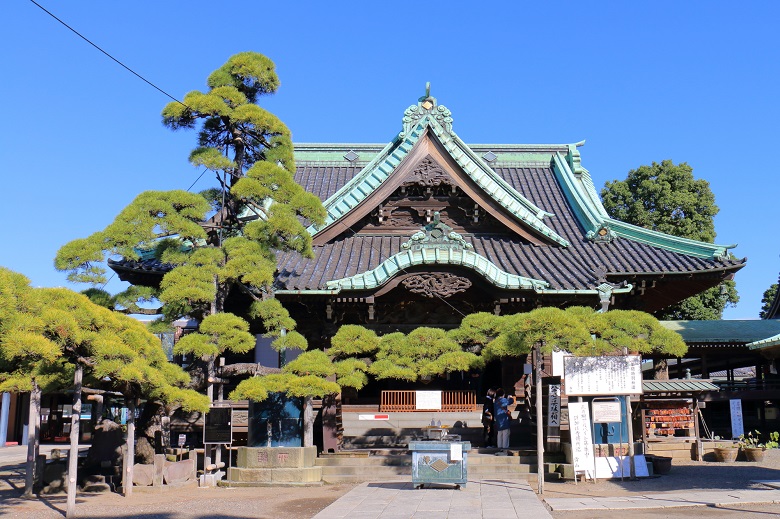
[303,396,314,448]
[123,397,136,497]
[66,364,83,518]
[23,382,41,498]
[653,359,669,380]
[135,401,163,464]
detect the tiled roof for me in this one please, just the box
[661,320,780,344]
[278,161,744,292]
[642,380,720,393]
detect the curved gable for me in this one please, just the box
[307,97,569,247]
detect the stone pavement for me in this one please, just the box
[313,476,780,518]
[544,486,780,511]
[313,478,553,519]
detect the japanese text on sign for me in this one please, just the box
[548,384,561,427]
[564,356,642,396]
[415,391,442,410]
[730,399,744,439]
[568,402,595,472]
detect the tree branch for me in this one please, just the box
[220,363,281,377]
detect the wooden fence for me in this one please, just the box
[380,390,477,412]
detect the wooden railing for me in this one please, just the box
[380,390,477,412]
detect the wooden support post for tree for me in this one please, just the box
[23,382,41,498]
[66,364,83,518]
[535,344,544,495]
[123,397,136,497]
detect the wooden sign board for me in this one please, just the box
[564,356,642,396]
[204,406,233,445]
[547,384,561,427]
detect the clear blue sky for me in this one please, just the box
[2,1,778,320]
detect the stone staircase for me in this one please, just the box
[316,448,564,484]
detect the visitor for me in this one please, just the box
[482,387,497,448]
[494,388,514,453]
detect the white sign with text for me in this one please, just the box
[730,399,744,439]
[415,390,442,410]
[564,356,643,396]
[568,402,595,474]
[592,400,622,423]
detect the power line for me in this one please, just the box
[29,0,186,107]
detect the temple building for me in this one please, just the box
[273,91,744,339]
[105,91,752,453]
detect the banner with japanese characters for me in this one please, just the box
[568,401,595,473]
[730,399,744,439]
[564,355,643,396]
[548,384,561,427]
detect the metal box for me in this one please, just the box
[409,441,470,488]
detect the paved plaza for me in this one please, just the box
[3,445,780,518]
[312,479,553,519]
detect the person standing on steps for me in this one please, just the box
[482,387,497,448]
[494,388,514,452]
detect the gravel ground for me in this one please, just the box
[0,466,357,519]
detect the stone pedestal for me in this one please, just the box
[226,447,322,486]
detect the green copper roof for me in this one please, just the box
[325,246,550,292]
[642,380,719,393]
[660,320,780,344]
[551,151,736,260]
[748,332,780,351]
[306,97,569,247]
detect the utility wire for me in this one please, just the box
[29,0,187,107]
[29,1,466,320]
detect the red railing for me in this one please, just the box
[380,390,477,412]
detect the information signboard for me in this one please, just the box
[564,356,642,396]
[730,399,744,439]
[415,391,442,410]
[592,400,622,423]
[547,384,561,427]
[568,401,595,475]
[204,406,233,445]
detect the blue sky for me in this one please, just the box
[2,1,778,320]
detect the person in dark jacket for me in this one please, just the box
[482,387,497,447]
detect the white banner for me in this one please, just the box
[564,356,643,396]
[568,402,595,473]
[730,399,744,439]
[415,390,442,410]
[548,384,561,427]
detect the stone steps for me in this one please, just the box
[317,451,551,484]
